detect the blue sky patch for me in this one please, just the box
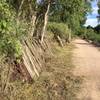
[85,0,99,27]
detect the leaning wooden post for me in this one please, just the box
[41,1,51,43]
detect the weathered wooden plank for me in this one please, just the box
[25,42,40,77]
[25,39,42,69]
[22,47,36,79]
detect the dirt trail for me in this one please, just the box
[73,39,100,100]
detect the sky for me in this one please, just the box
[85,0,99,27]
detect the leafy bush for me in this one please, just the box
[0,1,27,59]
[80,28,100,44]
[93,34,100,43]
[0,19,23,58]
[47,22,71,41]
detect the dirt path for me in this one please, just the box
[73,39,100,100]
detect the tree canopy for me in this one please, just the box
[0,0,93,59]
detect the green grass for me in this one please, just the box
[0,42,82,100]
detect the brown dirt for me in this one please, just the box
[73,38,100,100]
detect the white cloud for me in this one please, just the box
[92,7,98,15]
[85,0,99,27]
[85,18,98,27]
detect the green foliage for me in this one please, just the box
[49,0,92,33]
[94,24,100,33]
[80,27,100,44]
[47,22,71,41]
[84,29,96,41]
[0,20,22,59]
[0,0,25,59]
[0,0,93,59]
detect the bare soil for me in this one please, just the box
[73,39,100,100]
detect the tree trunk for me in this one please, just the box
[30,15,36,37]
[17,0,25,24]
[41,2,50,43]
[57,36,64,47]
[68,31,71,43]
[18,0,25,17]
[28,0,37,37]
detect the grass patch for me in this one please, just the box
[0,43,82,100]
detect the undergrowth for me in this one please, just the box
[0,42,82,100]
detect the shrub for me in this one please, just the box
[80,28,100,44]
[47,22,71,41]
[0,1,27,59]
